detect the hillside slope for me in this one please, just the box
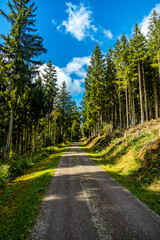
[83,119,160,216]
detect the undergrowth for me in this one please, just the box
[0,144,68,240]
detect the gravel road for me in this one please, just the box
[30,143,160,240]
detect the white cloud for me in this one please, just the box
[140,3,160,36]
[52,2,113,42]
[64,56,90,77]
[39,56,90,96]
[61,2,96,41]
[103,29,113,39]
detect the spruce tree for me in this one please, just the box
[57,81,72,142]
[42,60,58,141]
[89,44,106,136]
[130,23,147,123]
[0,0,47,158]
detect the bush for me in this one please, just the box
[0,165,10,188]
[9,160,24,179]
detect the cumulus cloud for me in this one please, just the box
[52,2,113,42]
[140,3,160,36]
[39,56,90,96]
[61,2,97,41]
[103,29,113,39]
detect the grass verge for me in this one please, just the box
[0,144,68,240]
[82,135,160,216]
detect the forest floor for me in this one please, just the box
[30,143,160,240]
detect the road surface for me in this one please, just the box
[31,143,160,240]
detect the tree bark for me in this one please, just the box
[98,111,102,137]
[153,77,159,119]
[5,103,14,160]
[138,61,144,124]
[132,87,135,127]
[142,64,148,121]
[125,86,129,128]
[119,90,122,129]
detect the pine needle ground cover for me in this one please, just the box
[0,145,68,240]
[82,128,160,216]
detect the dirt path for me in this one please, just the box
[31,143,160,240]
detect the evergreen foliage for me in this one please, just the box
[82,10,160,137]
[0,0,81,162]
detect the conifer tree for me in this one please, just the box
[0,0,47,158]
[89,44,106,136]
[57,81,72,142]
[130,23,146,123]
[105,47,117,128]
[147,10,160,80]
[42,60,58,141]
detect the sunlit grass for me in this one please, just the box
[0,145,68,240]
[82,134,160,216]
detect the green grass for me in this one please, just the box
[82,134,160,216]
[0,145,68,240]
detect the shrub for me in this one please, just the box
[0,165,10,188]
[9,160,24,179]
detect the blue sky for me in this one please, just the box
[0,0,160,106]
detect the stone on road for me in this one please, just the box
[31,143,160,240]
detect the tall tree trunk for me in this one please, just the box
[128,82,132,126]
[5,103,14,160]
[138,61,144,124]
[98,111,102,137]
[153,77,159,119]
[48,113,50,140]
[114,103,117,129]
[142,64,148,121]
[132,87,135,127]
[119,90,122,129]
[53,120,56,145]
[125,86,129,128]
[21,124,24,154]
[16,120,20,156]
[71,126,73,142]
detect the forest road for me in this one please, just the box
[30,143,160,240]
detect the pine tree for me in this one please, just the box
[42,60,58,142]
[57,81,72,142]
[130,23,147,123]
[89,44,106,136]
[147,10,160,80]
[105,47,117,129]
[0,0,47,159]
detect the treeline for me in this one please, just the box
[82,10,160,137]
[0,0,81,161]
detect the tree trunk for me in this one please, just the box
[48,113,50,140]
[138,61,144,124]
[142,64,148,121]
[125,86,129,128]
[5,103,14,160]
[98,111,102,137]
[153,77,159,119]
[132,87,135,127]
[71,127,73,142]
[128,82,132,126]
[119,90,122,129]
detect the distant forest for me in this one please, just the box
[82,10,160,137]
